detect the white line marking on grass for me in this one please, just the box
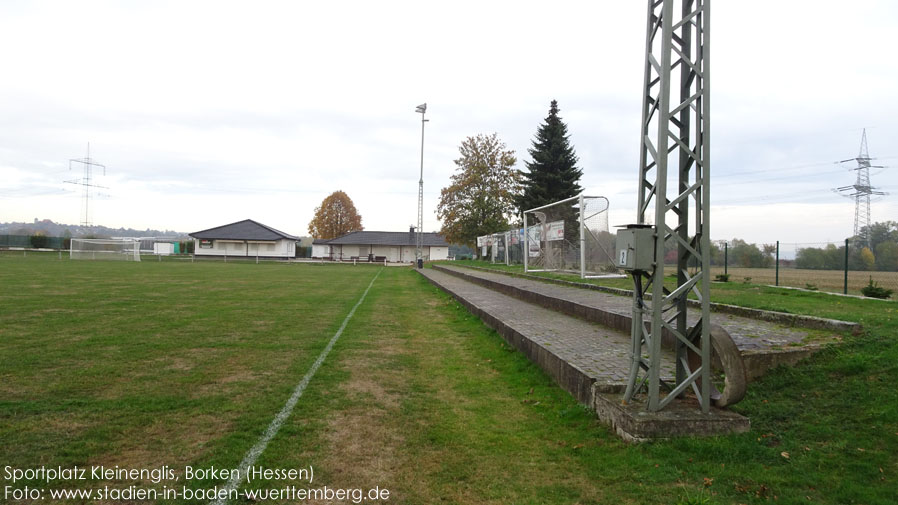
[211,267,383,505]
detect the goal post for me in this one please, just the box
[70,238,141,261]
[523,193,621,279]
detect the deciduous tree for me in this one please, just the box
[308,190,363,239]
[437,133,520,246]
[858,246,876,271]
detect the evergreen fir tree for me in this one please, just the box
[519,100,583,214]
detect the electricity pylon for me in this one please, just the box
[623,0,712,413]
[835,129,887,247]
[64,143,108,228]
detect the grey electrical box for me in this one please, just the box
[615,225,656,271]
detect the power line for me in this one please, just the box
[716,160,835,179]
[714,167,845,187]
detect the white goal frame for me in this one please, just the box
[70,238,141,262]
[523,193,622,279]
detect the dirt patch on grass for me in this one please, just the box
[94,414,233,479]
[309,313,409,501]
[189,368,262,399]
[164,356,194,371]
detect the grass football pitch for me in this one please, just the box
[1,253,896,504]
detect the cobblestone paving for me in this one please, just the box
[420,268,675,391]
[437,264,825,352]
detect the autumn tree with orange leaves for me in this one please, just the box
[437,133,520,247]
[308,190,364,239]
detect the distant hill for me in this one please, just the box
[0,219,189,239]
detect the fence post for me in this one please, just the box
[776,240,780,286]
[724,242,728,276]
[523,213,529,272]
[579,193,586,279]
[844,238,849,295]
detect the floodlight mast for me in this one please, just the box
[623,0,712,413]
[415,103,428,267]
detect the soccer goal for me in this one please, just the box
[70,238,141,261]
[523,193,620,278]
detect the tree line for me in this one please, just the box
[791,221,898,272]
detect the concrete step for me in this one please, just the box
[433,264,845,382]
[419,267,750,440]
[418,268,676,402]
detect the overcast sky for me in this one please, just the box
[1,0,895,245]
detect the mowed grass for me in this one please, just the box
[0,254,379,496]
[1,253,897,504]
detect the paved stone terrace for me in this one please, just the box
[419,268,675,399]
[434,264,830,353]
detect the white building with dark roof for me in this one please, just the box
[190,219,298,258]
[313,227,449,263]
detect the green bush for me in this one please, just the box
[714,274,730,282]
[29,234,49,249]
[861,277,893,299]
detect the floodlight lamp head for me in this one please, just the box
[415,103,427,114]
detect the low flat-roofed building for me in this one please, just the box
[313,227,449,262]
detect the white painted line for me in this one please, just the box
[211,268,383,505]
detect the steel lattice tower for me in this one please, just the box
[64,143,108,228]
[835,129,887,247]
[624,0,712,412]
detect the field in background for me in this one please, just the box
[711,266,898,295]
[1,254,896,504]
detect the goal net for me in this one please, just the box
[524,194,619,278]
[70,238,141,261]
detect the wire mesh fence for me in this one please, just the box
[468,232,896,299]
[712,239,897,297]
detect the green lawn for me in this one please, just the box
[1,253,896,504]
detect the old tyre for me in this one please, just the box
[687,323,747,408]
